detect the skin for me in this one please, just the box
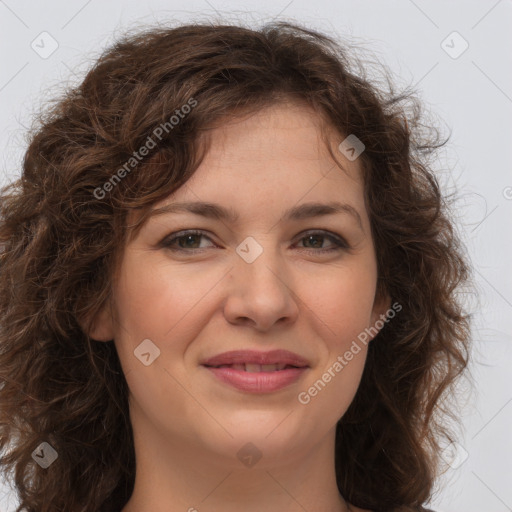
[89,101,390,512]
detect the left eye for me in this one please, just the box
[161,230,348,253]
[297,232,348,251]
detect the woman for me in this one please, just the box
[0,20,471,512]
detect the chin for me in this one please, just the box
[204,413,315,459]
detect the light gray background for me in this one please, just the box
[1,1,511,511]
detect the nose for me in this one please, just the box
[223,243,300,332]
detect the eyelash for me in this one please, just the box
[160,229,349,254]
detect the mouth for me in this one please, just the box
[200,350,310,393]
[203,363,304,372]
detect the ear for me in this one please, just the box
[79,300,115,342]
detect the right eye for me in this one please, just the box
[160,230,217,252]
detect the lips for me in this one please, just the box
[201,350,310,393]
[201,349,310,369]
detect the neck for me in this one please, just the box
[121,410,352,512]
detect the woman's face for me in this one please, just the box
[92,102,389,468]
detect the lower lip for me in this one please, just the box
[203,366,308,393]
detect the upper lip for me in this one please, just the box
[201,349,310,367]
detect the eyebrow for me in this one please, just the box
[149,200,363,230]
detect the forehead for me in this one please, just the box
[202,101,349,164]
[178,102,362,194]
[128,101,366,232]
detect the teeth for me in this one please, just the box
[262,364,287,371]
[221,363,289,372]
[249,363,289,372]
[245,363,262,373]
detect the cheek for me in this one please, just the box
[112,254,227,342]
[110,257,229,433]
[295,268,374,426]
[297,349,366,432]
[299,260,378,346]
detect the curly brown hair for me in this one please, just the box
[0,20,471,512]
